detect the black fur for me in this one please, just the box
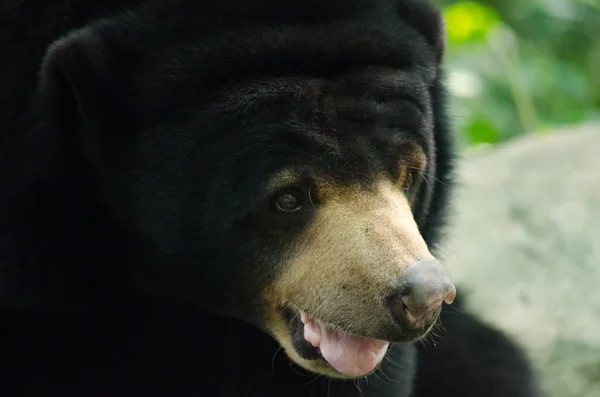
[0,1,541,396]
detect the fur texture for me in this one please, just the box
[0,1,541,396]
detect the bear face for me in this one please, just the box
[19,0,454,380]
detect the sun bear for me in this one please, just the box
[0,0,541,396]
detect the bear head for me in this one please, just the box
[31,0,454,379]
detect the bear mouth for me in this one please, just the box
[284,308,390,378]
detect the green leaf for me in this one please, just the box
[465,117,500,144]
[444,2,502,44]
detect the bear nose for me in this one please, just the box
[387,260,456,327]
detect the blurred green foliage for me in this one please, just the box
[438,0,600,148]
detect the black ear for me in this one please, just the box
[397,0,446,64]
[39,28,113,135]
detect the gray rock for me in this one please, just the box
[441,124,600,397]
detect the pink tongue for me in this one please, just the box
[302,315,389,377]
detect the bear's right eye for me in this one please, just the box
[275,191,304,213]
[402,172,414,192]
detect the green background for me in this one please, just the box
[438,0,600,149]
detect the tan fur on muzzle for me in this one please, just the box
[263,180,438,375]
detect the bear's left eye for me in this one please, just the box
[402,172,414,192]
[275,191,304,213]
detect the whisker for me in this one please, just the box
[271,346,284,374]
[307,185,317,210]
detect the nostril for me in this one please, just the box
[444,283,457,305]
[401,294,442,322]
[387,293,412,325]
[386,291,440,326]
